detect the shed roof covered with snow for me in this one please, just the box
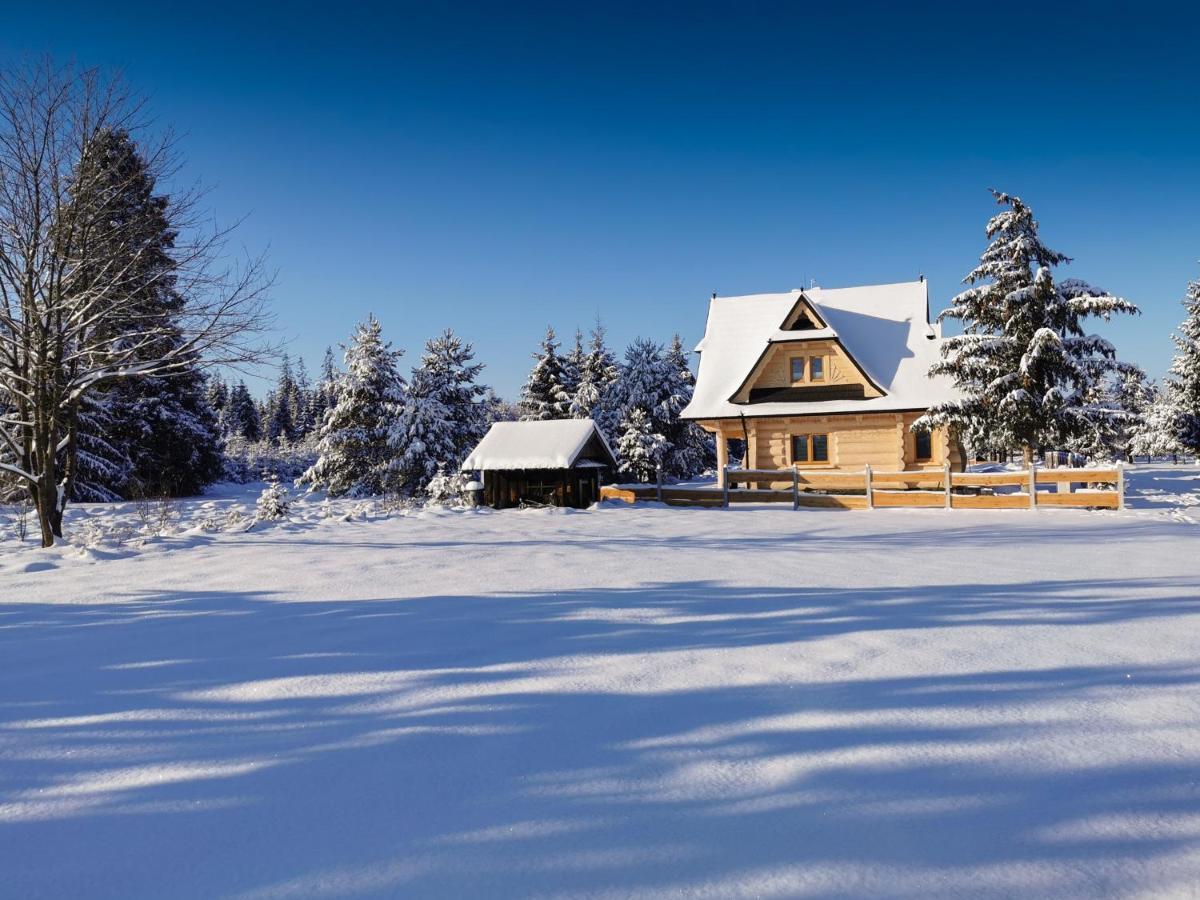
[680,279,961,420]
[462,419,618,472]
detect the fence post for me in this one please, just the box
[1117,460,1125,510]
[722,465,730,509]
[655,466,663,503]
[944,462,952,509]
[792,467,799,510]
[864,464,874,510]
[1029,464,1037,510]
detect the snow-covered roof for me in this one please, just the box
[461,419,618,471]
[681,279,961,420]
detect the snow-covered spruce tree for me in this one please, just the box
[206,375,229,433]
[390,329,489,494]
[520,327,572,420]
[225,382,262,442]
[1128,386,1186,460]
[661,334,715,477]
[59,128,224,500]
[298,316,406,497]
[1166,270,1200,452]
[914,191,1139,464]
[265,354,297,445]
[1069,366,1153,463]
[562,329,584,407]
[570,319,620,437]
[104,366,225,497]
[616,406,666,483]
[255,472,290,520]
[608,337,675,471]
[308,347,340,435]
[291,357,314,438]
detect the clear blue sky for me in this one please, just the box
[4,1,1198,398]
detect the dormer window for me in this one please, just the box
[790,355,827,384]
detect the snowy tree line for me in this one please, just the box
[293,317,713,498]
[916,190,1200,466]
[517,323,713,483]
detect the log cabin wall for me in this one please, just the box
[698,414,963,477]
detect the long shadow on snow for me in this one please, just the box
[1,577,1199,898]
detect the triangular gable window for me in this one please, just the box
[781,294,828,331]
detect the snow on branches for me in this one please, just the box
[915,190,1139,462]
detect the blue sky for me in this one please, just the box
[4,2,1198,398]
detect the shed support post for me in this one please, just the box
[944,462,952,509]
[1029,464,1038,510]
[655,466,663,503]
[723,466,730,508]
[864,464,873,509]
[1117,461,1125,510]
[792,467,799,510]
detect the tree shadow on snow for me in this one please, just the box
[2,576,1199,898]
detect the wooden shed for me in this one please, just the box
[461,419,618,509]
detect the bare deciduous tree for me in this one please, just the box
[0,59,274,546]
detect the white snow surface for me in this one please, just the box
[462,419,616,470]
[2,466,1200,899]
[682,280,961,420]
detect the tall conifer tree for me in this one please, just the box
[915,190,1138,463]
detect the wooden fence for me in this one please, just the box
[600,463,1124,511]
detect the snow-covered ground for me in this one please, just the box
[2,465,1199,899]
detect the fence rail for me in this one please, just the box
[600,463,1124,511]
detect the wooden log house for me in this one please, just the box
[680,279,966,485]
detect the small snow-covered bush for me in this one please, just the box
[255,475,290,521]
[425,467,469,507]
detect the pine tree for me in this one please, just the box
[520,326,571,420]
[206,375,229,433]
[225,382,262,442]
[1070,366,1153,463]
[660,334,714,477]
[562,328,584,405]
[299,316,407,497]
[1128,386,1186,460]
[1166,271,1200,452]
[608,338,675,475]
[308,346,339,434]
[108,369,224,496]
[60,129,224,500]
[570,319,620,437]
[291,358,314,438]
[616,407,666,483]
[266,354,297,445]
[390,329,490,494]
[915,190,1139,463]
[255,472,290,520]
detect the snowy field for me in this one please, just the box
[2,466,1200,899]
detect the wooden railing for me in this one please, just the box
[601,463,1124,511]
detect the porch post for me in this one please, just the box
[715,433,729,489]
